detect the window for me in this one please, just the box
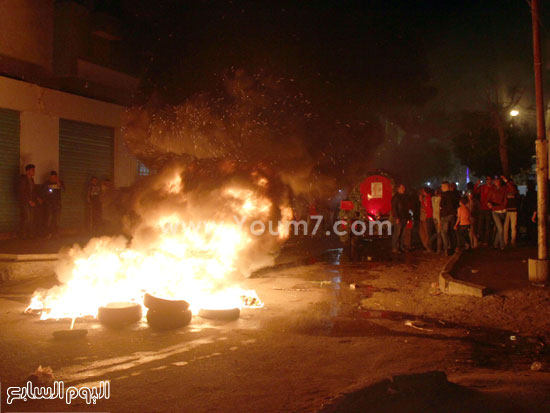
[137,160,150,176]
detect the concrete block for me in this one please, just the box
[439,250,487,297]
[439,272,487,298]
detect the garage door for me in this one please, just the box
[0,108,20,233]
[59,119,114,230]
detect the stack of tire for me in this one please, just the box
[144,293,192,330]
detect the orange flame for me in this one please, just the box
[28,179,287,320]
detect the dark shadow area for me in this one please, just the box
[295,307,548,372]
[318,371,529,412]
[453,247,537,292]
[0,235,92,254]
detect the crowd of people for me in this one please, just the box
[391,176,537,255]
[17,164,108,239]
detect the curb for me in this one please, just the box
[438,250,488,297]
[0,253,59,262]
[0,253,59,282]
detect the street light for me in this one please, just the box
[510,109,520,117]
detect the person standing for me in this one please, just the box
[403,193,415,251]
[475,176,494,245]
[454,197,472,250]
[43,171,64,238]
[18,164,41,239]
[440,181,459,256]
[523,180,537,245]
[487,177,507,250]
[419,188,434,252]
[391,184,409,253]
[466,190,479,248]
[503,177,519,247]
[87,176,102,233]
[430,188,442,253]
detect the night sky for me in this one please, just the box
[107,0,548,113]
[95,0,550,184]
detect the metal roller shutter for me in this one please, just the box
[0,108,20,233]
[59,119,114,230]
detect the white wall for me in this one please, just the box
[19,112,58,184]
[0,76,137,187]
[114,129,137,188]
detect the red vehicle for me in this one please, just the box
[358,173,394,221]
[339,171,395,241]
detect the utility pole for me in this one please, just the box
[529,0,549,284]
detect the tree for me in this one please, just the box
[452,110,534,177]
[486,86,524,176]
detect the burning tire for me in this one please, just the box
[143,293,190,312]
[146,309,192,330]
[97,302,142,327]
[198,308,240,321]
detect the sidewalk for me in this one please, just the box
[454,246,539,293]
[451,245,550,336]
[0,235,92,255]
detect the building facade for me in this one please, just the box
[0,0,142,234]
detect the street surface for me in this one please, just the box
[1,242,550,412]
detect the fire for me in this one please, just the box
[225,188,272,216]
[27,169,287,321]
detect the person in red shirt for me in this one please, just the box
[474,176,494,245]
[419,187,434,252]
[454,197,472,249]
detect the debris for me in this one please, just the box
[531,362,542,371]
[23,307,42,316]
[241,293,263,308]
[510,335,517,341]
[350,283,379,291]
[26,366,55,386]
[404,320,433,332]
[53,329,88,340]
[53,317,88,340]
[471,269,479,274]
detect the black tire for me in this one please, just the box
[97,302,142,327]
[146,309,192,330]
[143,293,190,312]
[53,329,88,340]
[198,308,240,321]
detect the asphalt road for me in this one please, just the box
[1,250,550,412]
